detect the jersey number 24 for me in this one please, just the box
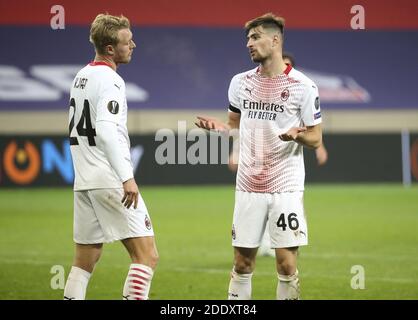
[69,98,96,146]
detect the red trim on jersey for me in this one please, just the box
[283,64,292,75]
[256,65,292,76]
[89,61,113,68]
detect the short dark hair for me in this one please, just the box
[244,13,285,37]
[282,52,296,67]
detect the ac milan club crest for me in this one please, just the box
[281,88,290,101]
[145,215,152,230]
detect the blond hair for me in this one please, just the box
[89,14,131,55]
[245,13,285,37]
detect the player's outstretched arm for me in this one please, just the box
[195,116,229,132]
[279,124,322,149]
[195,112,240,133]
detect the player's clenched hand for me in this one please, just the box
[195,116,229,133]
[122,178,139,209]
[279,127,307,142]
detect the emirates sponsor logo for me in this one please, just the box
[243,99,284,113]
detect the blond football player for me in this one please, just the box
[64,14,158,300]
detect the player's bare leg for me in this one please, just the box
[121,236,159,300]
[275,247,300,300]
[64,243,103,300]
[72,243,103,272]
[228,247,257,300]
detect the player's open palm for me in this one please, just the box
[122,178,139,209]
[279,127,307,142]
[195,116,229,133]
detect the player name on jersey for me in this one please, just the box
[73,77,88,89]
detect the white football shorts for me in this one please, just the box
[232,190,308,248]
[73,188,154,244]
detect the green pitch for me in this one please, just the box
[0,184,417,300]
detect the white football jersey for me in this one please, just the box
[69,62,132,191]
[228,65,322,193]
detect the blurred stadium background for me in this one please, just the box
[0,0,417,299]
